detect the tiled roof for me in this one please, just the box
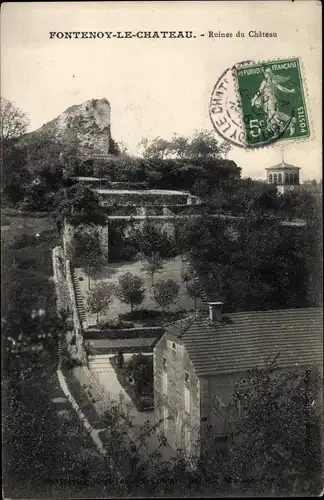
[169,308,323,377]
[88,337,157,350]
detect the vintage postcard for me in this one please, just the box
[1,1,322,498]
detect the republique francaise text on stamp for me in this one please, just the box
[209,57,310,149]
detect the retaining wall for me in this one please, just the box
[65,258,87,363]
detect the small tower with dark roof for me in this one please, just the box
[266,149,300,195]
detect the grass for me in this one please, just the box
[2,214,108,498]
[1,215,58,316]
[1,214,55,245]
[77,256,197,326]
[62,367,104,430]
[4,371,101,499]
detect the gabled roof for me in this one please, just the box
[87,337,156,353]
[265,162,301,170]
[166,308,323,377]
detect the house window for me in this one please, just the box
[162,371,168,395]
[163,357,167,370]
[184,386,191,414]
[185,371,190,384]
[163,406,169,430]
[184,425,191,453]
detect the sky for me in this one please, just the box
[1,1,322,181]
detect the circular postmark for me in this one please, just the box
[209,61,295,149]
[209,64,247,148]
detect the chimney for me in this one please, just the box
[208,302,223,322]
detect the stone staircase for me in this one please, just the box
[88,354,114,376]
[183,256,210,307]
[88,354,121,400]
[72,270,87,323]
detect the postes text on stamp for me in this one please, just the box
[234,58,310,148]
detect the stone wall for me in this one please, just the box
[97,192,189,206]
[52,245,71,314]
[65,258,86,363]
[63,220,109,262]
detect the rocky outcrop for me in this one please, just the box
[36,98,111,159]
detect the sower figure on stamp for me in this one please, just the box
[251,67,296,137]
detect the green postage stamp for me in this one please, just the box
[234,58,310,148]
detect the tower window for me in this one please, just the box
[290,173,294,183]
[273,174,278,184]
[293,173,298,184]
[278,173,282,184]
[269,174,273,183]
[285,173,289,184]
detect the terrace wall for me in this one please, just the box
[65,258,86,362]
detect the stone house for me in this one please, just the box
[153,303,323,456]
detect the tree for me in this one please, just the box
[153,279,179,313]
[3,311,101,494]
[55,185,107,226]
[115,140,129,156]
[130,221,175,259]
[1,97,30,143]
[221,357,323,496]
[139,137,170,159]
[2,309,64,384]
[68,225,104,289]
[179,208,317,312]
[128,354,154,395]
[138,251,164,285]
[87,283,114,324]
[139,129,230,161]
[115,273,146,312]
[187,129,230,160]
[185,279,202,311]
[1,139,31,206]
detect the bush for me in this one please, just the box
[1,216,11,226]
[98,319,135,329]
[60,354,83,369]
[119,309,162,321]
[9,234,37,250]
[119,308,187,323]
[16,259,37,270]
